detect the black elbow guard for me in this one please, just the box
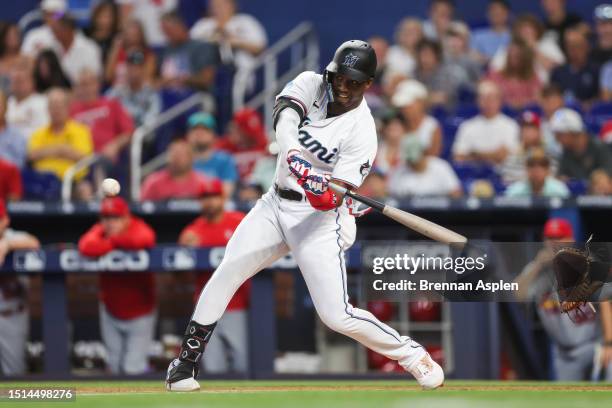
[273,97,305,130]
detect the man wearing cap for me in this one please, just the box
[106,51,161,128]
[21,0,67,57]
[141,137,209,201]
[505,147,569,198]
[179,178,248,373]
[515,218,604,380]
[0,198,40,376]
[591,4,612,67]
[554,108,612,181]
[186,112,238,196]
[78,196,156,375]
[391,79,443,157]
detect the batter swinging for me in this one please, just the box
[166,40,444,390]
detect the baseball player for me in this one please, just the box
[166,40,444,391]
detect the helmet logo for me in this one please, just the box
[342,53,360,68]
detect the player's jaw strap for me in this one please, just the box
[179,320,217,364]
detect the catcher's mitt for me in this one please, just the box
[552,237,608,313]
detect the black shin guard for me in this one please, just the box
[179,320,217,365]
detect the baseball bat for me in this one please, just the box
[329,182,468,246]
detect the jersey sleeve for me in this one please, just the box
[276,71,320,119]
[332,118,378,189]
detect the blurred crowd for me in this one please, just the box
[0,0,611,206]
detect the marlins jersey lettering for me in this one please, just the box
[275,71,377,193]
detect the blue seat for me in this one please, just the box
[586,102,612,136]
[21,169,61,201]
[566,179,588,195]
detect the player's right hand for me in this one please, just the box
[287,151,311,182]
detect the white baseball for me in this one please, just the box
[101,178,121,197]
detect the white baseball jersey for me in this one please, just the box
[274,71,378,193]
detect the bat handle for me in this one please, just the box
[328,182,348,196]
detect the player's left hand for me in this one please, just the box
[286,151,311,182]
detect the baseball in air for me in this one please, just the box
[101,178,121,197]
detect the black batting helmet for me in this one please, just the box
[324,40,377,83]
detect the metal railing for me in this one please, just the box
[130,92,207,201]
[61,154,102,202]
[232,22,319,135]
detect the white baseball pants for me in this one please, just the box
[192,190,425,368]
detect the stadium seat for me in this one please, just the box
[566,179,588,196]
[585,101,612,136]
[21,168,62,200]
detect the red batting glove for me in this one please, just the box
[304,188,338,211]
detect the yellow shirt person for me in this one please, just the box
[27,120,93,180]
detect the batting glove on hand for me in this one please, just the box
[301,173,330,195]
[346,197,372,217]
[287,152,311,182]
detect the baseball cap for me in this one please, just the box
[543,218,574,239]
[199,178,223,197]
[0,198,6,218]
[100,197,130,217]
[550,108,584,133]
[41,0,67,12]
[519,110,540,128]
[126,50,145,65]
[188,112,216,130]
[392,79,428,108]
[600,120,612,143]
[595,4,612,21]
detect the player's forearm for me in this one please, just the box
[601,301,612,343]
[275,109,303,157]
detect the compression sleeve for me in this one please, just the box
[274,108,303,157]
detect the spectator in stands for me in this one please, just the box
[365,36,389,101]
[602,61,612,101]
[391,79,442,156]
[423,0,455,40]
[105,19,156,86]
[452,81,520,166]
[106,51,161,128]
[117,0,177,48]
[217,108,268,180]
[515,218,605,381]
[385,18,423,85]
[471,0,512,63]
[190,0,267,72]
[0,159,21,201]
[505,147,569,198]
[78,196,156,375]
[554,108,612,182]
[551,29,600,106]
[21,0,66,56]
[0,22,22,93]
[33,50,71,93]
[388,136,461,199]
[27,88,94,181]
[158,11,218,92]
[501,111,547,184]
[590,169,612,195]
[539,84,565,158]
[0,198,40,376]
[179,177,249,373]
[6,60,49,140]
[491,14,565,83]
[70,69,134,163]
[0,91,25,168]
[601,120,612,144]
[487,37,542,109]
[592,4,612,67]
[236,182,264,206]
[141,137,209,201]
[359,169,388,200]
[443,22,481,89]
[540,0,583,49]
[415,39,467,108]
[85,1,120,68]
[374,113,406,174]
[186,112,238,196]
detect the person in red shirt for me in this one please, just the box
[70,69,134,162]
[216,108,268,180]
[179,178,249,373]
[140,137,209,201]
[78,196,156,375]
[0,159,22,201]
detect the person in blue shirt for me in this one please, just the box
[471,0,512,63]
[186,112,238,196]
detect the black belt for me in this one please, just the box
[274,184,303,201]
